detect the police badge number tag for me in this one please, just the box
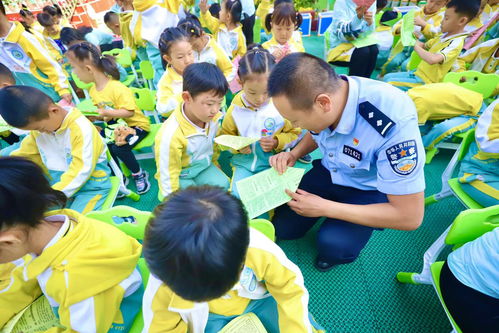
[386,140,418,175]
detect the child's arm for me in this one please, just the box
[274,121,301,152]
[10,133,45,170]
[97,107,135,119]
[236,31,247,58]
[214,45,237,82]
[199,0,221,34]
[455,43,482,72]
[142,275,188,333]
[414,40,444,65]
[156,125,184,198]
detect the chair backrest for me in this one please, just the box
[407,51,422,70]
[249,219,276,241]
[139,61,155,80]
[102,48,133,68]
[445,205,499,247]
[86,205,152,241]
[71,72,94,90]
[457,128,476,161]
[444,71,499,99]
[131,87,157,111]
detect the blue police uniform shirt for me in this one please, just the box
[311,76,425,195]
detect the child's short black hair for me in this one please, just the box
[183,62,228,99]
[268,53,342,110]
[0,63,15,85]
[143,186,250,302]
[178,13,204,38]
[377,0,388,10]
[447,0,480,21]
[209,3,221,18]
[37,12,54,27]
[223,0,243,24]
[43,4,63,17]
[0,86,54,128]
[380,10,399,26]
[60,27,84,45]
[103,11,118,24]
[0,157,67,230]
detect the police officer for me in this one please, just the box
[268,53,425,271]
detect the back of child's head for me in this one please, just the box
[43,4,62,18]
[158,27,189,62]
[268,52,341,110]
[178,13,204,38]
[377,0,388,11]
[209,3,221,18]
[67,41,120,80]
[143,186,250,302]
[60,27,84,46]
[103,11,118,25]
[37,12,54,27]
[0,156,67,231]
[0,86,54,128]
[222,0,243,24]
[183,62,228,98]
[447,0,480,22]
[238,44,276,81]
[19,6,34,19]
[0,62,15,86]
[380,11,399,26]
[265,2,303,32]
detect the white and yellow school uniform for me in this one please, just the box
[0,22,69,101]
[454,38,499,74]
[119,10,147,61]
[11,108,112,213]
[393,6,445,40]
[262,35,305,56]
[483,3,499,23]
[200,10,247,59]
[0,256,42,327]
[142,228,324,333]
[458,99,499,207]
[221,92,301,197]
[154,104,229,199]
[42,25,66,55]
[89,79,150,132]
[156,66,183,117]
[23,209,143,332]
[194,36,236,82]
[254,0,304,45]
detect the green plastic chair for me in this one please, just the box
[253,17,262,44]
[444,71,499,99]
[102,48,140,86]
[407,50,422,71]
[139,60,155,90]
[130,87,160,123]
[249,219,276,241]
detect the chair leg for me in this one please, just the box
[425,148,460,206]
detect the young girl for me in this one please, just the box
[199,0,247,59]
[37,12,65,55]
[42,4,70,27]
[178,14,236,82]
[157,27,195,117]
[220,45,301,198]
[19,7,43,34]
[0,156,142,332]
[66,42,151,194]
[262,2,304,62]
[0,2,71,103]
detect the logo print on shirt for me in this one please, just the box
[386,140,418,176]
[11,49,24,60]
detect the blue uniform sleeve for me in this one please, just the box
[375,111,426,196]
[329,0,376,44]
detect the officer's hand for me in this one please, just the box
[259,136,278,152]
[269,151,297,174]
[356,6,366,19]
[238,146,252,154]
[286,189,326,217]
[364,11,373,26]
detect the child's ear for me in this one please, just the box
[162,54,172,63]
[459,16,469,26]
[0,230,24,245]
[236,77,243,86]
[181,91,192,103]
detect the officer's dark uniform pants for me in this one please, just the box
[272,160,388,265]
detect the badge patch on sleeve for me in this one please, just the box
[386,140,418,175]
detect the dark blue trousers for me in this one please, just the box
[272,160,388,265]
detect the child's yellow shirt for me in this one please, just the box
[142,228,320,333]
[415,32,467,84]
[262,35,305,55]
[455,38,499,74]
[393,6,445,40]
[200,10,247,59]
[156,66,183,117]
[154,104,222,197]
[194,36,236,82]
[89,79,151,131]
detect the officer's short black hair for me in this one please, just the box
[447,0,480,22]
[268,53,342,110]
[0,86,53,128]
[183,62,228,99]
[143,186,250,302]
[0,63,15,85]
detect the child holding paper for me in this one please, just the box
[220,45,301,198]
[155,63,230,199]
[142,185,324,333]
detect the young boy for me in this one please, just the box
[142,186,324,332]
[0,156,143,331]
[0,1,71,103]
[0,64,20,147]
[268,53,425,271]
[37,12,65,55]
[155,63,230,199]
[384,0,480,91]
[0,86,112,214]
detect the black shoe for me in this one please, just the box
[314,257,335,272]
[133,170,150,194]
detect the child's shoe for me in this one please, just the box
[133,170,151,194]
[298,154,313,164]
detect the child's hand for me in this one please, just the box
[238,146,252,154]
[414,16,427,28]
[97,108,109,117]
[272,49,284,60]
[60,93,72,104]
[356,6,367,19]
[259,136,278,152]
[364,11,373,26]
[269,151,297,174]
[414,40,425,50]
[200,0,209,13]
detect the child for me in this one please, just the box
[155,63,230,199]
[157,27,195,117]
[262,2,305,62]
[454,37,499,74]
[142,186,324,332]
[104,11,121,36]
[37,12,66,55]
[221,45,300,198]
[77,26,117,52]
[178,14,236,82]
[66,42,151,194]
[325,0,378,78]
[0,156,143,332]
[375,10,397,68]
[43,4,70,27]
[0,2,71,103]
[0,64,20,147]
[0,85,112,213]
[384,0,480,91]
[199,0,247,59]
[19,6,43,34]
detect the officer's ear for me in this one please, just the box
[314,94,333,113]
